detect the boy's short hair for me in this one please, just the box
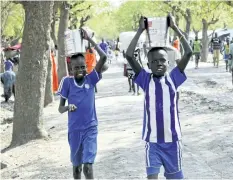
[147,47,168,56]
[70,53,85,61]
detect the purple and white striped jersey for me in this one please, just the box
[134,67,187,143]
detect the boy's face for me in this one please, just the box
[71,57,87,80]
[147,49,168,77]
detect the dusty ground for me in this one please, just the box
[1,59,233,179]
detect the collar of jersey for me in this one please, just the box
[150,72,168,80]
[72,77,84,88]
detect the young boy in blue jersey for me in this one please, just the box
[125,14,192,179]
[58,28,108,179]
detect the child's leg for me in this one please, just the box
[12,84,15,97]
[226,60,228,71]
[131,79,135,94]
[83,163,94,179]
[147,174,158,179]
[128,76,132,92]
[68,131,83,179]
[213,50,216,66]
[145,142,161,179]
[4,86,11,102]
[82,127,98,179]
[160,141,184,179]
[73,165,82,179]
[195,54,198,68]
[197,53,200,67]
[216,50,220,67]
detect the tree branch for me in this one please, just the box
[225,1,233,7]
[75,5,92,13]
[79,15,91,28]
[193,27,199,37]
[207,14,219,26]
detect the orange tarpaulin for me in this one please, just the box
[51,51,59,93]
[85,48,97,74]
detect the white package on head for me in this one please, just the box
[64,29,86,56]
[119,31,146,52]
[146,17,169,48]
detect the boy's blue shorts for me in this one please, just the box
[145,141,184,179]
[68,126,98,166]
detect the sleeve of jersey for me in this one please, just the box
[57,77,69,100]
[169,67,187,89]
[134,69,151,91]
[88,69,102,85]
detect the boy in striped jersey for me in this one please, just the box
[125,14,192,179]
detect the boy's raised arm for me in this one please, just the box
[125,16,146,75]
[168,14,193,72]
[81,28,108,73]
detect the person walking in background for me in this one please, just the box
[51,50,59,93]
[192,36,202,69]
[4,58,14,72]
[223,37,230,72]
[211,33,222,68]
[85,42,98,93]
[0,70,16,102]
[115,38,120,62]
[99,38,108,54]
[143,43,148,60]
[229,39,233,81]
[173,36,180,51]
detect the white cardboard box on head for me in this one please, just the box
[146,17,169,48]
[119,31,146,52]
[64,29,86,56]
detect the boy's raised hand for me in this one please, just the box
[168,13,177,29]
[81,28,91,41]
[139,16,146,32]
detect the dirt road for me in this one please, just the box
[1,61,233,179]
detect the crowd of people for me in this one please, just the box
[0,42,59,102]
[189,33,233,71]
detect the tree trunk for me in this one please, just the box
[11,1,53,147]
[185,9,191,40]
[44,51,54,107]
[51,18,57,46]
[51,2,58,46]
[1,54,4,73]
[57,2,69,83]
[201,19,209,62]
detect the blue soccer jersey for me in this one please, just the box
[58,69,102,132]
